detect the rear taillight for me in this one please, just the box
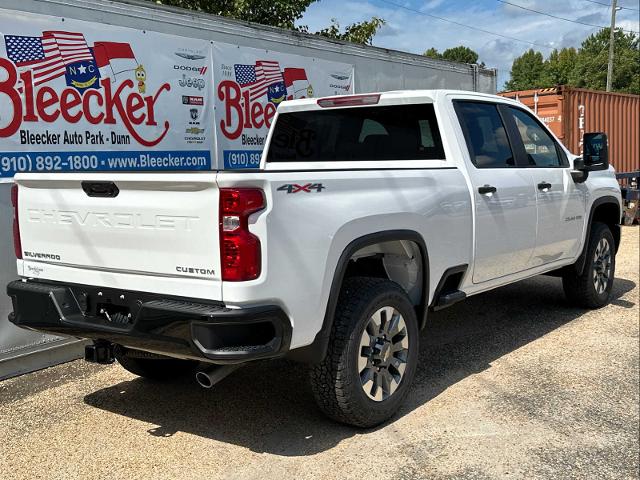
[11,184,22,259]
[219,188,265,281]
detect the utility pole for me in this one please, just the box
[606,0,618,92]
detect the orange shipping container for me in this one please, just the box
[499,86,640,174]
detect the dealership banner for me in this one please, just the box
[0,10,214,181]
[213,43,354,169]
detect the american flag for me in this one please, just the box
[234,60,283,101]
[5,31,94,86]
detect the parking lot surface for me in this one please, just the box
[1,227,638,480]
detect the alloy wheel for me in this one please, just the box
[358,306,410,402]
[593,237,612,295]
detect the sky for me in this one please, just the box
[299,0,640,90]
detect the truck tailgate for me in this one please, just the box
[15,173,221,285]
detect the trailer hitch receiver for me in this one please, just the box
[85,342,115,364]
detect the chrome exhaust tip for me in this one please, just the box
[195,364,242,389]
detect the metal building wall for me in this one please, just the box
[0,0,497,379]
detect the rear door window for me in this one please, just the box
[266,104,445,162]
[454,101,515,168]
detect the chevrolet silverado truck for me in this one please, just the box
[7,90,622,427]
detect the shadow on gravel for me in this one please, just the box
[84,275,636,457]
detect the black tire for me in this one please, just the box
[115,348,198,381]
[563,222,616,309]
[310,277,419,428]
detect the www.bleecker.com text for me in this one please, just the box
[20,129,131,146]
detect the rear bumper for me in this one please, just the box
[7,279,291,364]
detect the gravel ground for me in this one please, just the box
[1,227,638,480]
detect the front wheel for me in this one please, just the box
[563,222,616,309]
[309,277,419,427]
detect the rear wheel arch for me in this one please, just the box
[287,230,430,363]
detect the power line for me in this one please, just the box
[496,0,640,34]
[375,0,554,50]
[582,0,640,12]
[616,1,639,10]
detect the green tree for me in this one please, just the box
[505,29,639,94]
[442,46,480,65]
[544,47,578,86]
[155,0,385,45]
[570,28,640,94]
[315,17,385,45]
[157,0,316,29]
[505,49,548,91]
[422,46,484,66]
[423,47,441,59]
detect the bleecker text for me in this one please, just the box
[0,58,171,147]
[218,80,277,140]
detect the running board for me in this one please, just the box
[432,290,466,311]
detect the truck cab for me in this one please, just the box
[7,90,622,427]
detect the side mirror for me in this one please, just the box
[581,132,609,171]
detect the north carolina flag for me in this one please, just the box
[283,68,310,100]
[92,41,137,79]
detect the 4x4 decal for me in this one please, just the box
[277,183,325,194]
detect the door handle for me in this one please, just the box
[478,185,497,195]
[537,181,552,191]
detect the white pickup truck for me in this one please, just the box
[7,90,622,427]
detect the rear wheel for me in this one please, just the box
[114,347,198,381]
[310,277,419,427]
[563,222,616,309]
